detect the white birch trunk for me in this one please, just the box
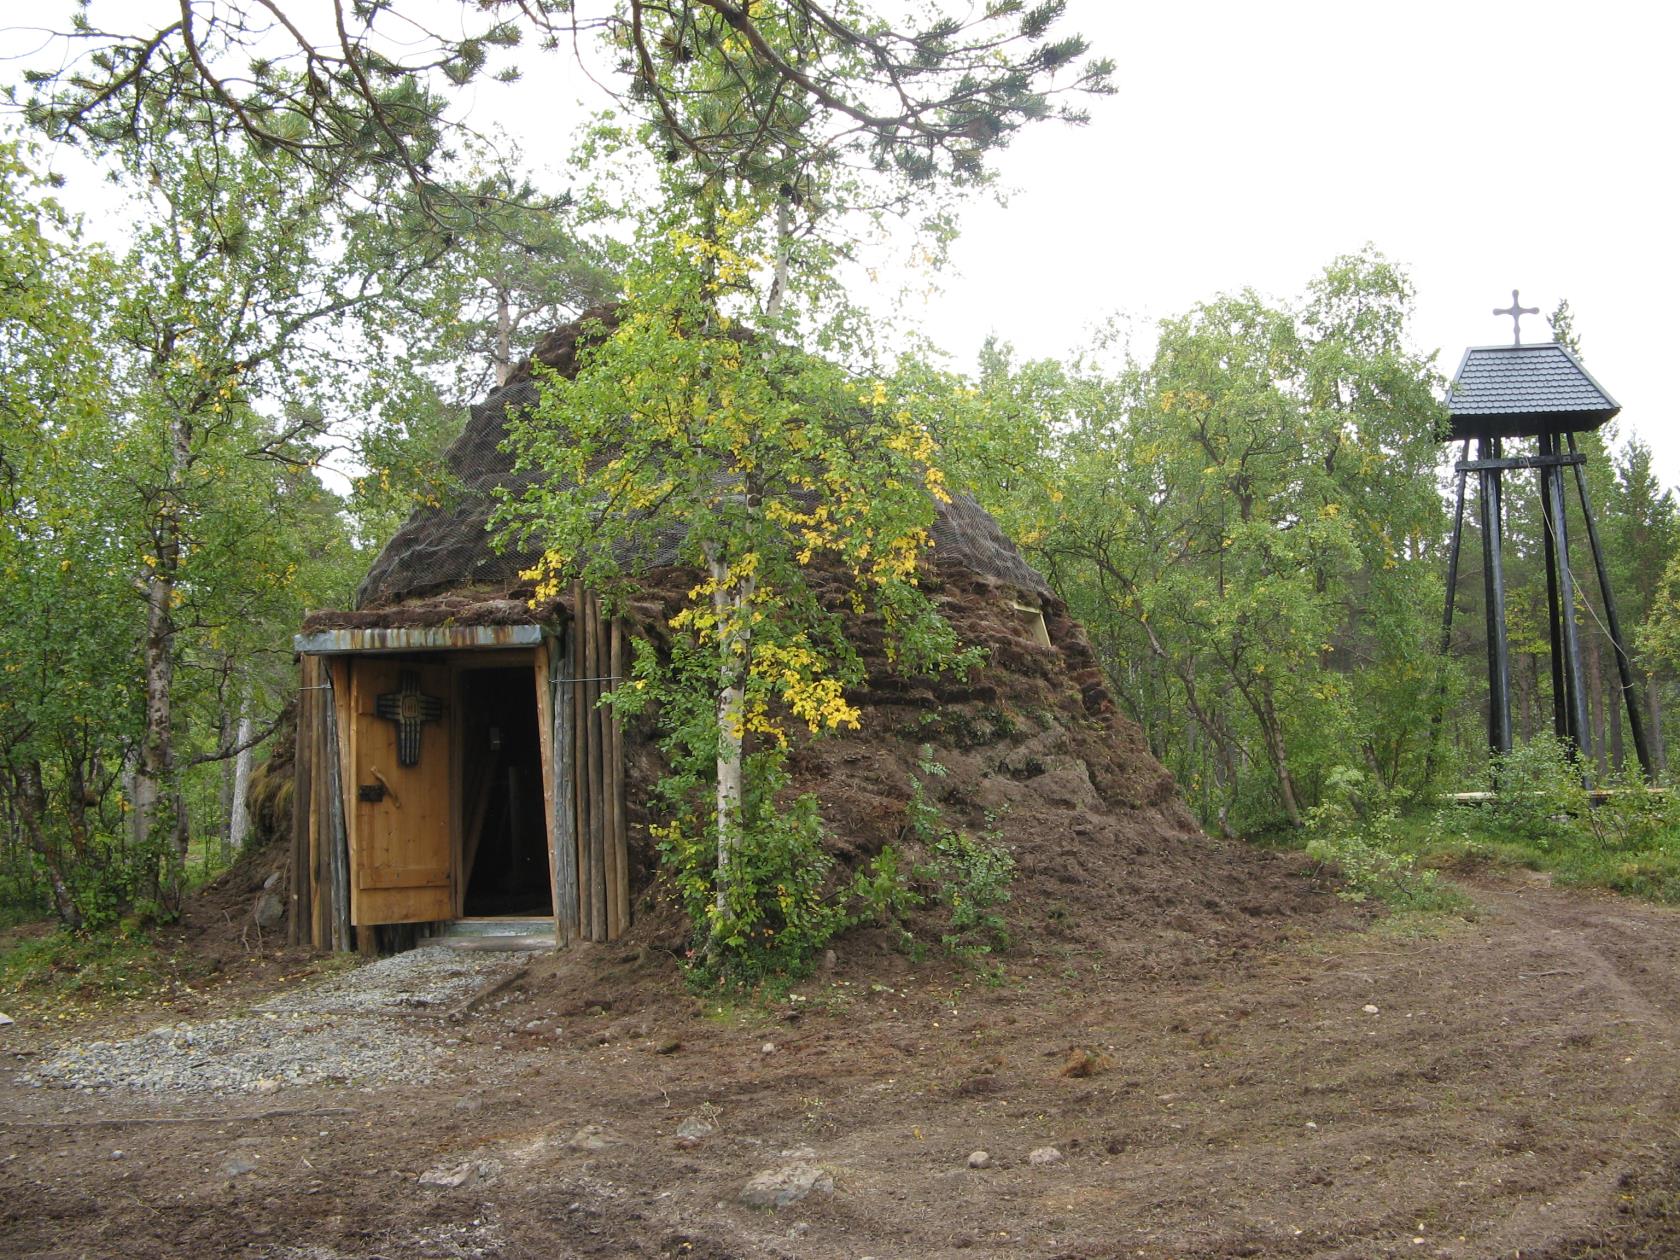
[135,413,191,895]
[229,713,255,851]
[710,551,754,917]
[494,285,513,386]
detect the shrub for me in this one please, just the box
[906,747,1016,955]
[1305,778,1464,913]
[1484,735,1590,847]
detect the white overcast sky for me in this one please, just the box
[10,2,1678,487]
[468,0,1680,487]
[919,0,1680,488]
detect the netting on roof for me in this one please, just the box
[355,316,1051,609]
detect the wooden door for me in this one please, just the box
[348,658,453,925]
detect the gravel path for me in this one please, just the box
[16,946,526,1096]
[17,1012,449,1094]
[259,946,524,1015]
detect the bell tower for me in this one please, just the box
[1439,292,1651,779]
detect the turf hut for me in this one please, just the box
[291,314,1211,955]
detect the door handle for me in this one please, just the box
[370,766,400,807]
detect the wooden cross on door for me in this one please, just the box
[375,669,443,766]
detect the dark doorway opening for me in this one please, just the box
[460,667,552,917]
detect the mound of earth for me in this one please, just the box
[563,556,1338,975]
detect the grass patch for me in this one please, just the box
[1296,743,1680,908]
[0,924,188,1014]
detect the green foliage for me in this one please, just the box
[0,924,173,1006]
[904,750,1016,955]
[927,828,1017,953]
[1319,743,1680,907]
[655,753,851,983]
[1305,802,1465,913]
[971,250,1450,832]
[626,636,916,985]
[21,2,1112,227]
[1484,735,1591,847]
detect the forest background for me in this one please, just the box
[2,1,1678,942]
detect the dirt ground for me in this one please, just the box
[7,867,1680,1260]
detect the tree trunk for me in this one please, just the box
[1262,711,1303,827]
[14,761,79,926]
[766,196,792,321]
[1650,676,1667,776]
[1516,653,1536,743]
[1586,631,1608,778]
[229,712,255,851]
[708,552,754,920]
[1609,666,1626,773]
[134,414,192,903]
[494,284,513,386]
[218,702,237,860]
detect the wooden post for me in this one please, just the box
[551,633,579,942]
[572,582,593,941]
[1428,441,1470,782]
[322,665,352,951]
[1546,449,1592,770]
[611,616,630,936]
[1568,431,1655,780]
[586,593,608,941]
[602,611,623,941]
[310,656,329,950]
[1479,436,1514,756]
[1537,432,1569,742]
[290,657,314,947]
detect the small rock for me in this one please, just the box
[819,949,836,973]
[761,1042,776,1055]
[655,1038,682,1055]
[1027,1146,1063,1167]
[0,1012,14,1027]
[1305,1121,1318,1130]
[220,1154,259,1178]
[253,1078,280,1096]
[568,1124,612,1151]
[740,1162,834,1209]
[967,1150,992,1169]
[675,1116,716,1141]
[1362,1004,1380,1015]
[454,1097,482,1113]
[109,1150,124,1161]
[262,871,280,891]
[252,890,285,930]
[779,1145,817,1158]
[418,1159,498,1189]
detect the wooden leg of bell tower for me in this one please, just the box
[1541,435,1593,774]
[1537,433,1569,743]
[1479,437,1514,757]
[1428,442,1471,781]
[1567,432,1655,780]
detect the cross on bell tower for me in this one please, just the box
[1492,289,1539,344]
[1435,298,1651,781]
